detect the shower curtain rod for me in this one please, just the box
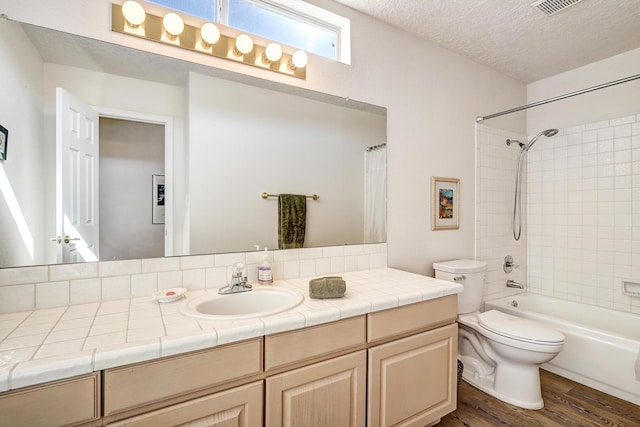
[476,73,640,122]
[366,143,387,151]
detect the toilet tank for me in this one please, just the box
[433,259,487,314]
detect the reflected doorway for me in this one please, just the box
[99,117,165,261]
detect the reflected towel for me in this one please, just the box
[278,194,306,249]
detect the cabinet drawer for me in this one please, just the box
[265,316,366,372]
[107,380,263,427]
[367,295,456,344]
[0,373,100,427]
[104,338,262,417]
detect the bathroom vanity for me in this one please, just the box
[0,269,461,426]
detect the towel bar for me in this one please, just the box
[261,192,319,200]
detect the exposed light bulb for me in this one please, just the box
[163,12,184,38]
[234,34,254,55]
[289,50,308,70]
[122,0,146,27]
[264,43,283,63]
[200,23,220,46]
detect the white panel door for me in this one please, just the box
[55,87,99,263]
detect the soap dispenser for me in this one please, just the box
[258,248,273,284]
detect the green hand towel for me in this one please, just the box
[278,194,306,249]
[309,276,346,299]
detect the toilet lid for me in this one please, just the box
[478,310,564,344]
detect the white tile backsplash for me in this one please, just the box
[142,257,181,273]
[0,267,48,287]
[69,278,102,305]
[179,255,213,270]
[0,285,35,313]
[49,263,97,282]
[99,260,142,278]
[0,244,386,314]
[101,276,131,301]
[35,281,70,309]
[130,273,159,297]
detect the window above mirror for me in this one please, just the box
[147,0,351,63]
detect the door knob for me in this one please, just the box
[63,235,80,244]
[51,236,81,244]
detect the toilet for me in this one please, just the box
[433,259,564,409]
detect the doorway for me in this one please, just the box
[99,117,165,261]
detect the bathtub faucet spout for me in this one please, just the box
[506,279,525,289]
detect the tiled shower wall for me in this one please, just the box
[475,124,528,301]
[478,115,640,314]
[526,114,640,313]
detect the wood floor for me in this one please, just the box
[439,370,640,426]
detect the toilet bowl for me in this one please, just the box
[433,259,564,409]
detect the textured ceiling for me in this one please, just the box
[332,0,640,82]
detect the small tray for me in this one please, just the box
[622,279,640,297]
[153,287,187,303]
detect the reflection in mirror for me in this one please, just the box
[0,19,387,269]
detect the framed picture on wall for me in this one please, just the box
[152,174,165,224]
[0,124,8,161]
[431,176,460,230]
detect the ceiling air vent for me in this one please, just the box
[530,0,584,16]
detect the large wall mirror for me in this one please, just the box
[0,19,387,269]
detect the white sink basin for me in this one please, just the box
[179,286,304,320]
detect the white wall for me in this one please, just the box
[99,118,165,261]
[2,0,526,275]
[527,48,640,133]
[188,72,384,253]
[0,21,46,267]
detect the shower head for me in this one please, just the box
[524,128,558,151]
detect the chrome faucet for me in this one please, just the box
[506,279,525,289]
[219,262,252,294]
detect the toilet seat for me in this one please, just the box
[478,310,564,350]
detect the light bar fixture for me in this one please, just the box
[122,0,146,27]
[234,34,254,56]
[264,43,283,63]
[111,1,307,79]
[289,50,308,70]
[162,12,184,40]
[200,22,220,47]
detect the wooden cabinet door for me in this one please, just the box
[106,381,263,427]
[368,323,457,427]
[266,350,366,427]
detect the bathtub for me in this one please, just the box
[485,293,640,406]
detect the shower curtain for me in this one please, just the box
[364,144,387,243]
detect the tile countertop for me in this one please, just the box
[0,268,462,393]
